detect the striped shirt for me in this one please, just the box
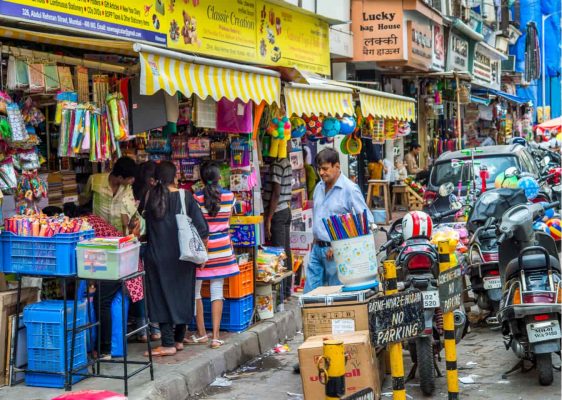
[263,158,293,213]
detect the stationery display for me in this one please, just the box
[4,213,92,237]
[322,210,370,241]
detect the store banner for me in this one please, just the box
[0,0,330,75]
[407,20,432,70]
[432,24,445,71]
[446,32,469,71]
[351,0,405,62]
[472,43,493,85]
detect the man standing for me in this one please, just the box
[79,156,138,233]
[263,156,293,298]
[405,143,423,175]
[305,148,374,293]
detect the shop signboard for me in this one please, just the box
[0,0,331,74]
[446,32,469,71]
[407,20,432,70]
[351,0,406,62]
[472,43,493,85]
[432,24,445,71]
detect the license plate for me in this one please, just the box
[483,276,501,289]
[527,320,561,343]
[422,291,440,308]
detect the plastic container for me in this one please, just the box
[24,300,88,388]
[76,242,140,280]
[195,294,254,332]
[201,261,254,299]
[1,230,95,276]
[372,209,387,224]
[332,233,379,292]
[255,284,274,319]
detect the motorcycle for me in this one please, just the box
[466,188,529,326]
[496,201,561,386]
[381,208,468,396]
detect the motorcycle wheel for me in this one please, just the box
[416,336,435,396]
[536,353,553,386]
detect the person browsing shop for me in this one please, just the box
[305,148,374,293]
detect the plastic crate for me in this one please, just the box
[195,294,254,332]
[201,261,254,299]
[23,300,88,388]
[77,242,140,280]
[1,230,94,276]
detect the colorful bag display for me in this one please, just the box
[216,98,253,133]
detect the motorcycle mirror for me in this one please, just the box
[439,182,455,197]
[542,156,551,167]
[504,167,520,178]
[451,201,463,211]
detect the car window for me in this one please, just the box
[519,150,538,175]
[431,155,519,187]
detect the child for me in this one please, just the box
[395,157,408,182]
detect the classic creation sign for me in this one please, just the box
[368,290,424,346]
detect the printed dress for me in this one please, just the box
[193,189,239,280]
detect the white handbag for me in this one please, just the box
[176,189,208,264]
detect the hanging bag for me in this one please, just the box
[176,189,208,264]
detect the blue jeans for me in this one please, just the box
[304,244,341,293]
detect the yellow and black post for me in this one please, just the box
[438,240,460,400]
[317,339,346,400]
[383,260,406,400]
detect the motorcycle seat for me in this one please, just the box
[505,254,561,281]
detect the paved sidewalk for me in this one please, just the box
[0,300,302,400]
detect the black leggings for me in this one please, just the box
[160,323,186,347]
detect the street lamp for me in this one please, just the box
[541,10,562,117]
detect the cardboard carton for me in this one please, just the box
[298,331,381,400]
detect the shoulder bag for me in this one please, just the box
[176,189,208,264]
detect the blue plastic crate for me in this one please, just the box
[194,295,254,332]
[1,230,94,276]
[24,300,88,388]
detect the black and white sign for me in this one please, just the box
[438,265,463,313]
[368,290,424,346]
[446,32,469,72]
[472,44,493,84]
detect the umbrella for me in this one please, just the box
[536,117,562,136]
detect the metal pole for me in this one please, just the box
[455,74,462,151]
[438,240,459,400]
[383,260,406,400]
[542,15,546,115]
[317,340,346,400]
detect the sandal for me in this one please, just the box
[210,339,224,349]
[175,342,184,351]
[183,335,209,345]
[143,346,176,357]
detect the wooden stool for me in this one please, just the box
[366,179,392,225]
[391,184,408,211]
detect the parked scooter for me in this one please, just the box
[496,201,561,386]
[466,188,529,326]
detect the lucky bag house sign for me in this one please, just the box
[352,0,406,61]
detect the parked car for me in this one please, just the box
[423,144,541,215]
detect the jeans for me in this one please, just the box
[270,207,292,297]
[303,244,340,294]
[94,281,121,353]
[160,323,186,347]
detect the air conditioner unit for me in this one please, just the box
[502,55,516,72]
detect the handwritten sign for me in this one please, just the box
[368,290,424,346]
[351,0,405,62]
[438,265,463,313]
[446,32,469,71]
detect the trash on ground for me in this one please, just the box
[273,343,290,353]
[466,361,478,367]
[210,376,232,387]
[459,374,480,384]
[286,392,304,400]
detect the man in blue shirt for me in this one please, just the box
[304,148,374,293]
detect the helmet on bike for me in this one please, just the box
[402,211,433,240]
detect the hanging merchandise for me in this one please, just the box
[322,117,340,138]
[172,135,189,159]
[396,121,411,138]
[21,97,46,127]
[216,98,253,133]
[187,136,211,158]
[57,66,74,92]
[76,66,90,103]
[14,150,41,171]
[180,159,201,181]
[210,138,228,161]
[290,117,306,138]
[28,63,46,93]
[0,116,12,141]
[194,96,217,129]
[267,107,291,159]
[338,116,356,135]
[44,63,60,92]
[93,75,110,106]
[106,92,130,141]
[304,114,322,141]
[6,102,29,144]
[146,131,172,154]
[372,117,385,143]
[15,169,47,211]
[230,137,251,169]
[0,160,17,192]
[178,101,192,126]
[55,92,78,124]
[384,119,398,140]
[346,134,363,155]
[6,56,29,90]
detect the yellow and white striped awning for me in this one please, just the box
[359,91,416,122]
[137,46,280,105]
[284,84,354,117]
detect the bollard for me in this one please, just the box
[438,240,460,400]
[383,260,406,400]
[317,339,346,400]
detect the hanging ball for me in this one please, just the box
[517,176,540,199]
[338,116,357,135]
[546,218,561,240]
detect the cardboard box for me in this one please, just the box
[0,288,39,385]
[300,286,375,339]
[298,331,381,400]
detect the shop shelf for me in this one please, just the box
[201,261,254,299]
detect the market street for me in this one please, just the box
[192,327,561,400]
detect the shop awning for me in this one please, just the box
[135,44,281,105]
[472,88,531,105]
[0,26,136,55]
[471,96,491,106]
[358,89,416,122]
[284,83,354,117]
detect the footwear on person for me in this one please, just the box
[210,339,224,349]
[143,346,177,357]
[183,334,209,345]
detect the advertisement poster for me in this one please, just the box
[0,0,330,74]
[351,0,405,62]
[432,24,445,71]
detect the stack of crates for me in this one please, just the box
[199,261,254,332]
[23,300,88,388]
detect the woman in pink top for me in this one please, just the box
[189,163,239,348]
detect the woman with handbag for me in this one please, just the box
[188,163,239,349]
[143,161,209,357]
